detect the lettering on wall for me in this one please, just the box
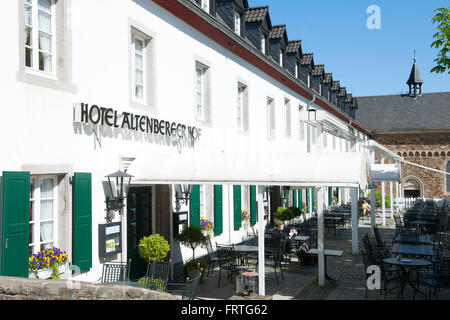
[73,103,202,142]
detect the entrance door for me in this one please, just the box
[127,186,152,280]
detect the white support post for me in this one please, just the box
[370,186,376,231]
[390,181,394,219]
[257,185,265,296]
[396,182,399,213]
[351,187,359,254]
[317,187,325,287]
[381,157,386,226]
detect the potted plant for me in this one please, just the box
[200,217,215,239]
[241,210,250,230]
[138,234,170,262]
[29,247,69,279]
[174,224,208,281]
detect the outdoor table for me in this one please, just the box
[234,245,259,266]
[294,235,310,242]
[306,249,343,284]
[391,243,435,258]
[383,257,432,299]
[393,234,432,245]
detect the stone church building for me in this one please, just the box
[356,58,450,199]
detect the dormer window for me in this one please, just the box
[280,49,285,67]
[307,72,311,87]
[295,62,299,78]
[234,12,241,35]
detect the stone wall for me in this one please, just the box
[0,276,179,300]
[374,132,450,198]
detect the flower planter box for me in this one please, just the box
[29,263,67,279]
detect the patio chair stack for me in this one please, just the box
[419,257,450,299]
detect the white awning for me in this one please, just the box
[127,152,371,189]
[370,163,400,182]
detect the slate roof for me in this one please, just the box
[301,53,313,65]
[355,92,450,132]
[312,64,324,76]
[331,80,340,91]
[345,93,353,103]
[269,24,286,39]
[286,40,302,54]
[339,87,347,97]
[407,59,424,85]
[245,6,268,22]
[323,73,333,84]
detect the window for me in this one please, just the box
[200,0,209,12]
[29,176,58,255]
[261,34,266,54]
[299,121,305,141]
[284,98,291,137]
[234,12,241,35]
[199,184,205,217]
[307,72,311,87]
[132,34,146,102]
[267,97,275,139]
[237,83,248,131]
[196,63,208,121]
[295,62,299,78]
[279,49,285,67]
[24,0,55,74]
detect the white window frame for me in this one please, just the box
[295,62,299,78]
[237,83,246,131]
[132,33,147,104]
[261,34,266,54]
[311,125,317,145]
[234,12,241,35]
[24,0,56,78]
[29,175,58,254]
[195,63,208,121]
[200,0,209,12]
[284,98,291,137]
[267,97,275,139]
[307,72,311,87]
[299,120,305,141]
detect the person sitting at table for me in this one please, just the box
[273,221,308,262]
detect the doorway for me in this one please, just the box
[127,186,153,280]
[403,178,422,198]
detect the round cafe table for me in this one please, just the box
[383,257,431,299]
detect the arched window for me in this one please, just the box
[421,151,426,157]
[441,151,445,157]
[415,151,420,157]
[403,177,422,198]
[446,161,450,194]
[428,152,433,157]
[447,151,450,157]
[409,152,414,157]
[397,152,402,157]
[403,152,408,157]
[434,151,440,157]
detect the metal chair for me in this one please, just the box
[216,244,239,288]
[143,260,171,292]
[101,259,131,284]
[419,258,450,299]
[205,236,220,277]
[167,269,203,300]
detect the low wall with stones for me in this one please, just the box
[0,276,179,300]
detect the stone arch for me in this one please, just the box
[409,151,414,157]
[415,151,420,157]
[402,176,423,198]
[428,152,433,157]
[397,152,402,157]
[440,151,445,157]
[434,151,440,157]
[421,151,426,157]
[403,152,408,157]
[447,151,450,157]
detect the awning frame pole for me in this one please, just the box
[257,185,265,296]
[317,187,325,287]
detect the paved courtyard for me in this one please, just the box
[195,213,450,300]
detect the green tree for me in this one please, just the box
[430,7,450,74]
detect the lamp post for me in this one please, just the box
[105,170,133,222]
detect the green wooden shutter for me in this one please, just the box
[233,185,242,230]
[311,187,315,211]
[328,187,333,206]
[306,188,310,212]
[284,189,289,207]
[0,171,30,277]
[190,185,200,228]
[250,186,257,225]
[72,172,92,272]
[293,189,298,208]
[214,185,223,235]
[336,187,340,203]
[298,189,303,209]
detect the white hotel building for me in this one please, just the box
[0,0,388,285]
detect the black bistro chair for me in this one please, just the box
[100,259,131,284]
[143,259,171,292]
[167,269,203,300]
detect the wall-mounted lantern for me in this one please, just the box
[104,170,133,222]
[174,184,193,212]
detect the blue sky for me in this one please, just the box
[248,0,449,97]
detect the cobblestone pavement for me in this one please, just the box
[195,214,450,300]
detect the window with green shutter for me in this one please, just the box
[214,185,223,235]
[233,185,242,230]
[311,187,315,211]
[293,189,297,208]
[72,172,92,272]
[328,187,333,206]
[298,189,303,209]
[306,188,310,212]
[190,185,200,228]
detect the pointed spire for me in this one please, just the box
[407,52,423,98]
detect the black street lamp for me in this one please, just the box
[174,184,193,212]
[105,170,133,218]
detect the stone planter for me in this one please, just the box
[29,263,67,279]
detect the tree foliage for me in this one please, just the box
[431,7,450,74]
[174,224,207,260]
[138,234,170,262]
